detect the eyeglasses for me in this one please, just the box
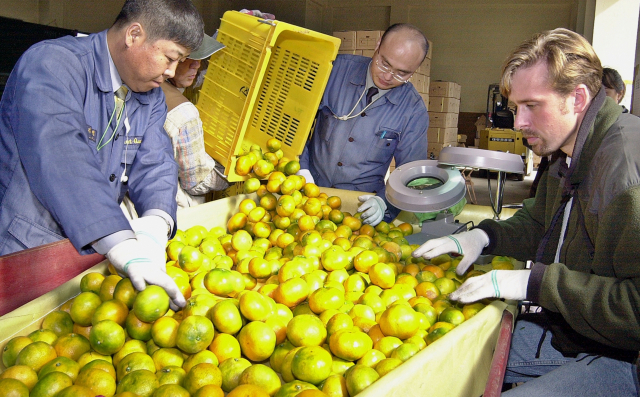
[375,52,414,83]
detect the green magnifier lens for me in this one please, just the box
[406,177,444,190]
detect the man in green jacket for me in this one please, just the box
[414,28,640,395]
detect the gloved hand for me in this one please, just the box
[358,195,386,226]
[296,169,315,184]
[210,161,230,191]
[239,9,276,20]
[106,239,186,309]
[412,229,490,276]
[130,216,169,264]
[450,269,531,303]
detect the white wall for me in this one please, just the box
[592,0,640,110]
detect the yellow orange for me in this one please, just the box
[99,274,122,302]
[208,333,241,364]
[183,363,222,395]
[52,333,91,362]
[238,321,277,362]
[15,341,57,373]
[0,365,38,391]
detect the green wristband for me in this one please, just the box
[491,271,500,298]
[123,258,151,274]
[135,230,162,246]
[446,235,463,255]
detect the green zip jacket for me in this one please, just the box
[477,91,640,359]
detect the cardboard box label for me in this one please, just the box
[409,74,422,93]
[427,127,458,144]
[417,57,431,76]
[420,93,429,109]
[429,81,461,99]
[428,111,459,128]
[356,30,383,50]
[334,31,356,51]
[428,96,460,113]
[361,49,375,58]
[413,73,428,94]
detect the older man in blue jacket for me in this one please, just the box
[0,0,204,309]
[299,24,429,226]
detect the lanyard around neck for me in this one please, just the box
[332,85,380,121]
[97,98,126,151]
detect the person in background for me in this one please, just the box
[602,67,628,112]
[414,28,640,395]
[298,23,429,227]
[161,34,229,208]
[0,0,205,309]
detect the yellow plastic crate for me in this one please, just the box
[197,11,341,182]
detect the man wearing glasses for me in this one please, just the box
[298,24,429,226]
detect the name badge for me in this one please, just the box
[87,126,97,142]
[124,137,142,145]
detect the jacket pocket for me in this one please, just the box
[121,135,143,165]
[318,108,340,142]
[366,129,400,164]
[6,215,64,250]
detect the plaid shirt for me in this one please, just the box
[163,101,228,207]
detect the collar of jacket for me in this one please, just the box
[92,30,151,105]
[347,58,408,106]
[558,88,622,196]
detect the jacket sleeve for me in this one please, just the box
[12,44,132,249]
[536,186,640,350]
[126,93,178,229]
[299,140,311,170]
[475,168,553,261]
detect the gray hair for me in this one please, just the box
[113,0,204,52]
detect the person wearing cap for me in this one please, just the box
[0,0,205,309]
[160,34,229,208]
[298,23,429,227]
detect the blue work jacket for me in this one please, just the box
[0,30,178,255]
[300,55,429,221]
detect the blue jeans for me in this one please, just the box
[502,316,639,396]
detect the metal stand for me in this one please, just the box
[405,213,463,245]
[487,170,508,220]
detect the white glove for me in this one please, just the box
[239,9,276,19]
[450,270,531,303]
[357,195,386,226]
[412,229,490,276]
[106,239,186,309]
[296,169,315,184]
[130,216,169,263]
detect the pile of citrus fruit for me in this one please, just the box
[235,138,301,181]
[0,173,515,397]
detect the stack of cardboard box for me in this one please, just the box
[333,30,382,57]
[410,47,432,109]
[427,81,461,159]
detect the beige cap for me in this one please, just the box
[188,33,224,60]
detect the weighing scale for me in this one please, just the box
[386,147,524,245]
